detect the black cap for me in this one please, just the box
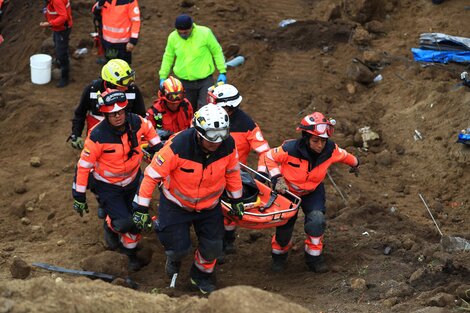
[175,14,193,30]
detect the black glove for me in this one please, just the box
[73,193,89,217]
[349,166,359,177]
[229,201,244,220]
[132,207,153,231]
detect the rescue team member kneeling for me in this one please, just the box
[134,104,244,294]
[72,89,162,271]
[265,112,359,273]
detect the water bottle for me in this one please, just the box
[225,56,245,68]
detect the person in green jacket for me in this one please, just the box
[158,14,227,111]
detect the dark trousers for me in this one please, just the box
[53,28,71,80]
[93,172,141,235]
[275,183,326,247]
[102,40,132,65]
[155,192,224,262]
[178,75,214,111]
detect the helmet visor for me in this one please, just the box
[117,70,135,86]
[300,123,334,137]
[201,128,230,143]
[164,91,184,104]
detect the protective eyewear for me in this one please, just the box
[301,123,334,136]
[164,91,184,103]
[118,70,135,86]
[202,128,230,142]
[107,109,126,118]
[98,91,128,111]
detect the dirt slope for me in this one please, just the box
[0,0,469,312]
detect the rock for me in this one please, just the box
[409,268,426,286]
[350,278,367,290]
[383,297,398,307]
[427,293,455,307]
[40,37,55,55]
[10,201,26,218]
[352,27,371,46]
[395,145,405,155]
[362,50,382,66]
[375,149,392,166]
[57,240,66,246]
[346,83,356,94]
[10,256,31,279]
[20,217,31,225]
[13,183,27,194]
[402,238,414,250]
[0,298,15,313]
[347,62,375,84]
[385,281,414,298]
[30,157,41,168]
[365,20,386,34]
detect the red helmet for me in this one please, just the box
[97,88,128,113]
[159,76,185,105]
[297,112,335,138]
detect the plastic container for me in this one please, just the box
[30,54,52,85]
[225,56,245,68]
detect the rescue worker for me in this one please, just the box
[146,76,193,141]
[39,0,73,88]
[134,104,244,294]
[72,88,162,271]
[208,83,270,255]
[69,59,146,150]
[265,112,359,273]
[92,0,141,64]
[158,14,227,111]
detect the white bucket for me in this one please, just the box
[30,54,52,85]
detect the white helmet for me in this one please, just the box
[194,104,230,143]
[207,84,242,108]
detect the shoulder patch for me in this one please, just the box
[155,154,165,166]
[82,149,90,157]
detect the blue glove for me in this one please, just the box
[159,78,165,89]
[217,73,227,84]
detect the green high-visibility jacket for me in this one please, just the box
[159,23,226,81]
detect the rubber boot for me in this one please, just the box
[305,253,328,273]
[103,222,119,251]
[165,257,181,278]
[271,253,288,272]
[223,230,236,255]
[121,247,144,272]
[190,264,216,294]
[57,68,69,88]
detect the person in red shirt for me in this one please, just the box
[207,83,270,256]
[72,88,162,271]
[40,0,72,87]
[265,112,359,273]
[135,104,244,294]
[146,76,193,140]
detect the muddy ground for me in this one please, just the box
[0,0,469,312]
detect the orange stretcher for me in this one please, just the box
[221,163,301,229]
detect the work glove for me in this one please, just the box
[69,134,84,150]
[73,199,89,217]
[217,73,227,84]
[272,175,288,194]
[228,201,244,220]
[159,78,165,89]
[132,209,153,232]
[349,166,359,177]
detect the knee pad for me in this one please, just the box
[304,211,326,237]
[165,247,191,262]
[198,237,223,261]
[111,218,135,234]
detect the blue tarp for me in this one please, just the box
[411,48,470,64]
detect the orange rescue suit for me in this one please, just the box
[146,98,193,133]
[101,0,140,44]
[137,128,243,211]
[265,139,358,196]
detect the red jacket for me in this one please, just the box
[265,139,358,196]
[45,0,73,31]
[146,98,193,136]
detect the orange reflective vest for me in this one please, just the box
[146,98,193,134]
[101,0,140,45]
[229,109,270,172]
[137,128,243,211]
[265,139,358,196]
[74,114,160,192]
[45,0,73,31]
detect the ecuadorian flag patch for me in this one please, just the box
[156,154,165,166]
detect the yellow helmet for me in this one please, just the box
[101,59,135,87]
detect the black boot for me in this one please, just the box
[97,207,106,219]
[223,230,236,255]
[271,253,288,272]
[121,247,144,272]
[103,222,119,251]
[305,253,328,273]
[57,68,69,88]
[190,264,216,294]
[165,258,181,278]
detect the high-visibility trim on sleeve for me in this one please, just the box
[269,168,281,177]
[254,143,270,153]
[78,159,94,169]
[226,188,243,199]
[145,166,162,179]
[149,136,161,146]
